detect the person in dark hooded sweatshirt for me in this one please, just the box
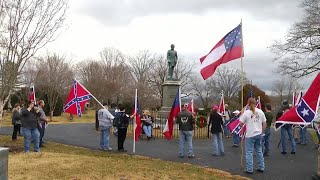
[208,105,225,156]
[21,100,41,153]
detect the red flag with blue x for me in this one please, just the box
[276,73,320,129]
[63,80,92,116]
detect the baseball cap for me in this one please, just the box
[213,105,219,110]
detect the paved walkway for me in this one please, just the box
[1,123,317,180]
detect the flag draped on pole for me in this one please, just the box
[275,73,320,129]
[29,84,36,104]
[187,99,196,116]
[200,23,243,80]
[256,96,261,109]
[218,91,225,115]
[63,80,93,116]
[133,89,142,141]
[163,88,181,140]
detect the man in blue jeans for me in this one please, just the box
[263,104,273,156]
[240,98,267,174]
[277,103,296,154]
[298,126,307,145]
[21,100,41,153]
[98,103,115,151]
[176,104,195,158]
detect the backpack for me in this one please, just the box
[115,112,129,128]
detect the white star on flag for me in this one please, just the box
[301,108,309,117]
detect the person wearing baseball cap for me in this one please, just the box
[208,105,225,156]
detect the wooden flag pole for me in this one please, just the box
[133,89,137,153]
[240,18,245,170]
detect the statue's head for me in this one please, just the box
[170,44,175,50]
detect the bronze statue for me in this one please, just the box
[167,44,178,80]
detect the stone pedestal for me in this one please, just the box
[160,80,181,117]
[0,147,9,180]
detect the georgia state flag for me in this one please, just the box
[275,73,320,129]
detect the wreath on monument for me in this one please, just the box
[196,115,207,128]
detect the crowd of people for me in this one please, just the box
[11,97,318,176]
[97,98,320,176]
[11,100,48,153]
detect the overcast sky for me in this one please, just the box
[45,0,313,93]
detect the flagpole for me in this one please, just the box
[75,79,105,109]
[240,18,245,170]
[133,89,137,153]
[32,83,36,105]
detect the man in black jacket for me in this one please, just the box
[114,105,134,152]
[176,104,195,158]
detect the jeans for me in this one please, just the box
[179,131,193,156]
[212,133,224,155]
[281,125,296,153]
[39,122,46,146]
[223,120,230,136]
[245,134,264,172]
[299,127,307,144]
[233,133,241,145]
[12,124,21,140]
[264,128,271,154]
[22,127,40,152]
[143,125,152,137]
[100,126,111,149]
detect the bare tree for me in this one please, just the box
[272,75,303,102]
[189,75,218,108]
[100,47,133,105]
[271,0,320,77]
[35,54,73,120]
[272,80,286,102]
[0,0,68,118]
[77,47,133,106]
[211,67,244,100]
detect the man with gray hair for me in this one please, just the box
[38,100,48,147]
[98,103,114,151]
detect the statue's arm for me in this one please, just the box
[175,51,178,59]
[167,51,170,61]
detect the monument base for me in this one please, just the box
[159,80,181,117]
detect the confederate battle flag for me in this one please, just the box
[63,80,92,116]
[275,73,320,129]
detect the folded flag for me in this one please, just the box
[133,90,142,141]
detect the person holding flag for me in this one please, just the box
[114,105,135,152]
[208,105,225,156]
[176,103,195,158]
[276,100,296,155]
[239,98,267,174]
[230,110,241,147]
[98,103,115,151]
[263,103,273,156]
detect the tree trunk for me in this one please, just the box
[0,92,12,121]
[50,111,54,121]
[0,100,5,121]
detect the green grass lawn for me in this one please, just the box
[0,136,249,180]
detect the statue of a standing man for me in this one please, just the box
[167,44,178,80]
